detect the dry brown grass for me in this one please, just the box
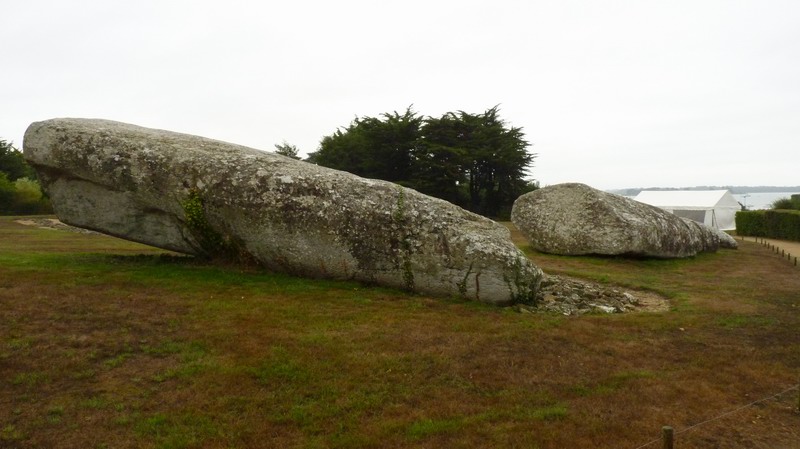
[1,217,798,448]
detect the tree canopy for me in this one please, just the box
[274,141,301,160]
[307,107,537,218]
[771,196,800,210]
[0,138,52,215]
[0,139,34,181]
[308,109,423,185]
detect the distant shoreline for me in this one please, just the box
[731,192,800,210]
[607,186,800,196]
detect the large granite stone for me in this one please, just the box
[511,183,723,258]
[24,118,542,305]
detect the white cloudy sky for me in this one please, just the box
[2,0,798,190]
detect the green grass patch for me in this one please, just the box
[480,403,569,422]
[2,217,800,448]
[134,412,220,449]
[104,351,133,368]
[6,337,32,350]
[715,314,777,328]
[1,424,24,441]
[81,396,109,410]
[11,371,48,387]
[250,346,311,384]
[572,370,658,397]
[46,405,65,424]
[406,417,465,440]
[520,404,569,421]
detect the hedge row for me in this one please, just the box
[736,209,800,241]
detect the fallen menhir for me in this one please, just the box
[23,118,542,305]
[511,182,736,258]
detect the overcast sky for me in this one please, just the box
[2,0,798,190]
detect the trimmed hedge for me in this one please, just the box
[736,209,800,241]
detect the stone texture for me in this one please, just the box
[516,274,669,315]
[511,183,723,258]
[679,218,737,250]
[24,118,542,305]
[714,227,738,249]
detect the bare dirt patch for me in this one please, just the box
[13,217,99,234]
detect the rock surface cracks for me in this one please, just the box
[24,118,542,305]
[512,183,727,258]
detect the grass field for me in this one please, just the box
[1,216,798,448]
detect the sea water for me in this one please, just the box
[732,192,800,210]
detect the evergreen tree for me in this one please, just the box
[308,108,423,184]
[274,141,301,160]
[0,139,34,181]
[0,138,52,215]
[0,173,14,213]
[307,107,536,218]
[421,107,534,217]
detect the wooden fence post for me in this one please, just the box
[662,426,674,449]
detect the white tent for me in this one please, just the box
[633,190,740,231]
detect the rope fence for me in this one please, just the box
[740,236,798,267]
[629,236,800,448]
[631,383,800,449]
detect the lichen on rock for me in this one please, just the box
[511,183,726,258]
[23,118,543,305]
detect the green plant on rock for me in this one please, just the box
[182,189,253,263]
[503,257,539,305]
[393,186,415,291]
[457,262,475,298]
